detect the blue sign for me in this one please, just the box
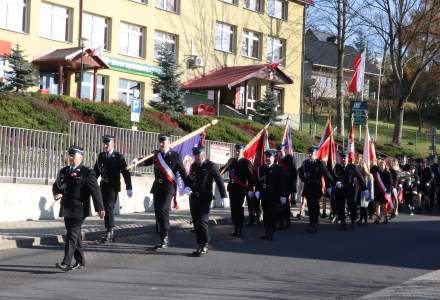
[131,97,141,122]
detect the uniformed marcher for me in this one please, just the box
[52,146,105,271]
[220,144,254,238]
[187,146,227,256]
[298,146,333,233]
[276,144,298,229]
[94,135,132,243]
[333,152,368,230]
[132,134,189,249]
[255,150,288,241]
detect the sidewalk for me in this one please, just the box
[0,208,231,251]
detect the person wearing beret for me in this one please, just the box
[275,144,298,229]
[132,134,189,249]
[219,144,254,238]
[298,146,334,233]
[52,146,105,272]
[186,146,227,256]
[94,135,133,243]
[255,150,288,241]
[333,152,367,230]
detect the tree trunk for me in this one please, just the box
[336,0,347,137]
[392,100,405,145]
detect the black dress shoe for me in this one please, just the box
[155,236,169,249]
[55,263,71,272]
[71,261,84,270]
[230,230,238,237]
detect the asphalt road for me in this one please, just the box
[0,213,440,299]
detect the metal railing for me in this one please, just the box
[0,122,307,184]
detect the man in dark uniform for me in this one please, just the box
[255,150,288,241]
[52,146,105,272]
[333,152,368,230]
[187,146,227,256]
[132,134,188,249]
[220,144,254,238]
[419,159,434,213]
[94,135,132,243]
[276,144,298,229]
[298,146,333,233]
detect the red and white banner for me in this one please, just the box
[348,50,366,94]
[373,171,393,210]
[363,125,376,167]
[244,128,269,176]
[319,116,333,147]
[156,152,176,184]
[347,126,355,163]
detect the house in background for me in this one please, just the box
[304,29,380,102]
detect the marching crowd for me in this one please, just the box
[51,133,440,271]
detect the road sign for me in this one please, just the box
[131,97,141,123]
[351,101,368,125]
[209,144,231,165]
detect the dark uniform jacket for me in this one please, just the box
[188,159,227,199]
[370,166,392,201]
[52,165,104,218]
[141,150,188,194]
[277,154,298,194]
[299,159,334,199]
[221,157,254,194]
[94,151,132,192]
[256,164,288,202]
[419,166,434,194]
[333,163,367,194]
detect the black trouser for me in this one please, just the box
[336,189,357,223]
[360,207,368,222]
[306,194,321,225]
[281,193,291,224]
[229,189,245,229]
[101,183,118,230]
[190,193,212,246]
[62,217,84,266]
[262,199,277,232]
[247,195,261,221]
[153,187,175,239]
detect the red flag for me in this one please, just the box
[348,50,366,94]
[363,125,376,167]
[319,116,333,146]
[347,126,355,163]
[244,128,269,175]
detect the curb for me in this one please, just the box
[0,214,230,252]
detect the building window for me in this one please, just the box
[156,0,178,13]
[272,87,284,112]
[119,22,144,57]
[242,30,261,59]
[219,0,237,4]
[154,31,177,60]
[130,0,147,3]
[215,22,235,53]
[268,0,287,20]
[246,85,260,110]
[244,0,263,12]
[80,73,106,102]
[82,13,109,51]
[40,2,72,42]
[39,73,59,95]
[267,36,285,65]
[118,79,141,105]
[0,0,28,33]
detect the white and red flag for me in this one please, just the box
[347,126,355,163]
[363,125,377,167]
[244,125,269,175]
[348,50,366,94]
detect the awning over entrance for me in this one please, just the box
[33,47,108,72]
[182,64,293,91]
[32,47,108,99]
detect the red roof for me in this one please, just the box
[182,64,293,90]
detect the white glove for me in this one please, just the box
[126,190,133,198]
[280,197,287,204]
[336,181,342,189]
[131,158,139,166]
[362,190,370,199]
[184,187,192,195]
[255,191,260,199]
[247,191,254,198]
[426,183,430,187]
[398,183,403,188]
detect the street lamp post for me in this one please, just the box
[78,37,88,99]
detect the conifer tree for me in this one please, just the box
[3,44,35,93]
[255,87,279,123]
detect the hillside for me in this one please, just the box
[0,93,312,153]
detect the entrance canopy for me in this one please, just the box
[33,47,108,72]
[182,64,293,91]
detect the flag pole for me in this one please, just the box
[127,119,219,170]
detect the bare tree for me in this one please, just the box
[360,0,440,145]
[308,0,365,136]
